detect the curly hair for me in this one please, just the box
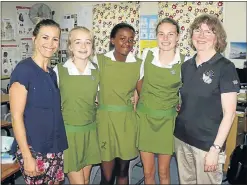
[189,14,227,53]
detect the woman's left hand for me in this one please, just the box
[204,148,219,172]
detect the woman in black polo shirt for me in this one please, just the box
[9,19,68,185]
[174,14,240,184]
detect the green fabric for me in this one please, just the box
[96,54,141,161]
[58,63,99,126]
[98,104,133,112]
[65,122,96,132]
[136,50,185,154]
[57,62,101,172]
[137,103,176,118]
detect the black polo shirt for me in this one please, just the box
[174,53,240,152]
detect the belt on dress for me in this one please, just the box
[98,104,133,112]
[64,121,96,132]
[137,103,176,117]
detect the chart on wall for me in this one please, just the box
[93,2,140,56]
[20,38,33,60]
[140,15,158,53]
[158,1,224,57]
[1,18,15,41]
[16,6,34,38]
[1,45,20,76]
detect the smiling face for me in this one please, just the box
[157,22,179,52]
[110,27,135,60]
[192,23,217,52]
[32,26,60,59]
[69,29,93,61]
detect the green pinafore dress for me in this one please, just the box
[136,51,185,155]
[57,63,101,173]
[96,54,141,161]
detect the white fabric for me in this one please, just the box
[53,58,96,86]
[93,49,137,65]
[140,47,190,79]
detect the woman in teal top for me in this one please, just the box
[54,26,100,184]
[136,18,187,184]
[94,23,141,185]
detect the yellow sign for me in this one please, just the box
[140,40,158,53]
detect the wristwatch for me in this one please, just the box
[212,144,222,151]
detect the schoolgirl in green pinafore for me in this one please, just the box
[96,53,142,161]
[55,60,101,173]
[136,48,185,155]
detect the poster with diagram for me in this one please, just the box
[140,15,158,53]
[1,18,15,41]
[20,38,33,60]
[1,45,20,76]
[16,6,34,38]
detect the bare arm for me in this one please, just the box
[204,92,237,172]
[10,82,31,158]
[213,92,237,147]
[10,82,41,176]
[136,78,143,96]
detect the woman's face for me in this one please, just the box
[111,27,135,57]
[69,30,93,61]
[156,22,179,52]
[192,23,217,52]
[32,26,60,59]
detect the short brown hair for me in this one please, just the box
[189,14,227,53]
[67,26,94,57]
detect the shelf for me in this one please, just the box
[1,76,10,80]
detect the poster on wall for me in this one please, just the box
[77,6,93,30]
[140,15,158,53]
[60,14,76,33]
[1,18,15,41]
[1,45,20,76]
[16,6,34,38]
[229,42,247,60]
[20,38,33,60]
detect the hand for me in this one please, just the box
[176,104,181,112]
[204,147,219,172]
[23,156,43,177]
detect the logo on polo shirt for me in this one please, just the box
[233,80,238,85]
[91,76,95,80]
[202,70,214,84]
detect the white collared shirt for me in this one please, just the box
[140,47,190,79]
[53,58,96,86]
[93,50,137,65]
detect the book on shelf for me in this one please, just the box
[1,152,16,164]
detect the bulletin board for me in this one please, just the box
[158,1,224,57]
[92,2,140,56]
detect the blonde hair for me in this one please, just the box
[67,26,94,57]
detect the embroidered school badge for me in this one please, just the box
[202,70,214,84]
[91,76,95,80]
[170,70,176,75]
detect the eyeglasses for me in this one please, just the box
[120,37,136,44]
[193,29,215,37]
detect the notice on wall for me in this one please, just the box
[1,18,15,41]
[60,14,76,33]
[16,6,34,38]
[140,15,158,53]
[20,38,33,60]
[77,6,93,30]
[1,45,20,76]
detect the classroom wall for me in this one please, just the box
[1,1,246,89]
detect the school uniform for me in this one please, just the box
[136,47,186,155]
[54,59,101,173]
[94,50,142,161]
